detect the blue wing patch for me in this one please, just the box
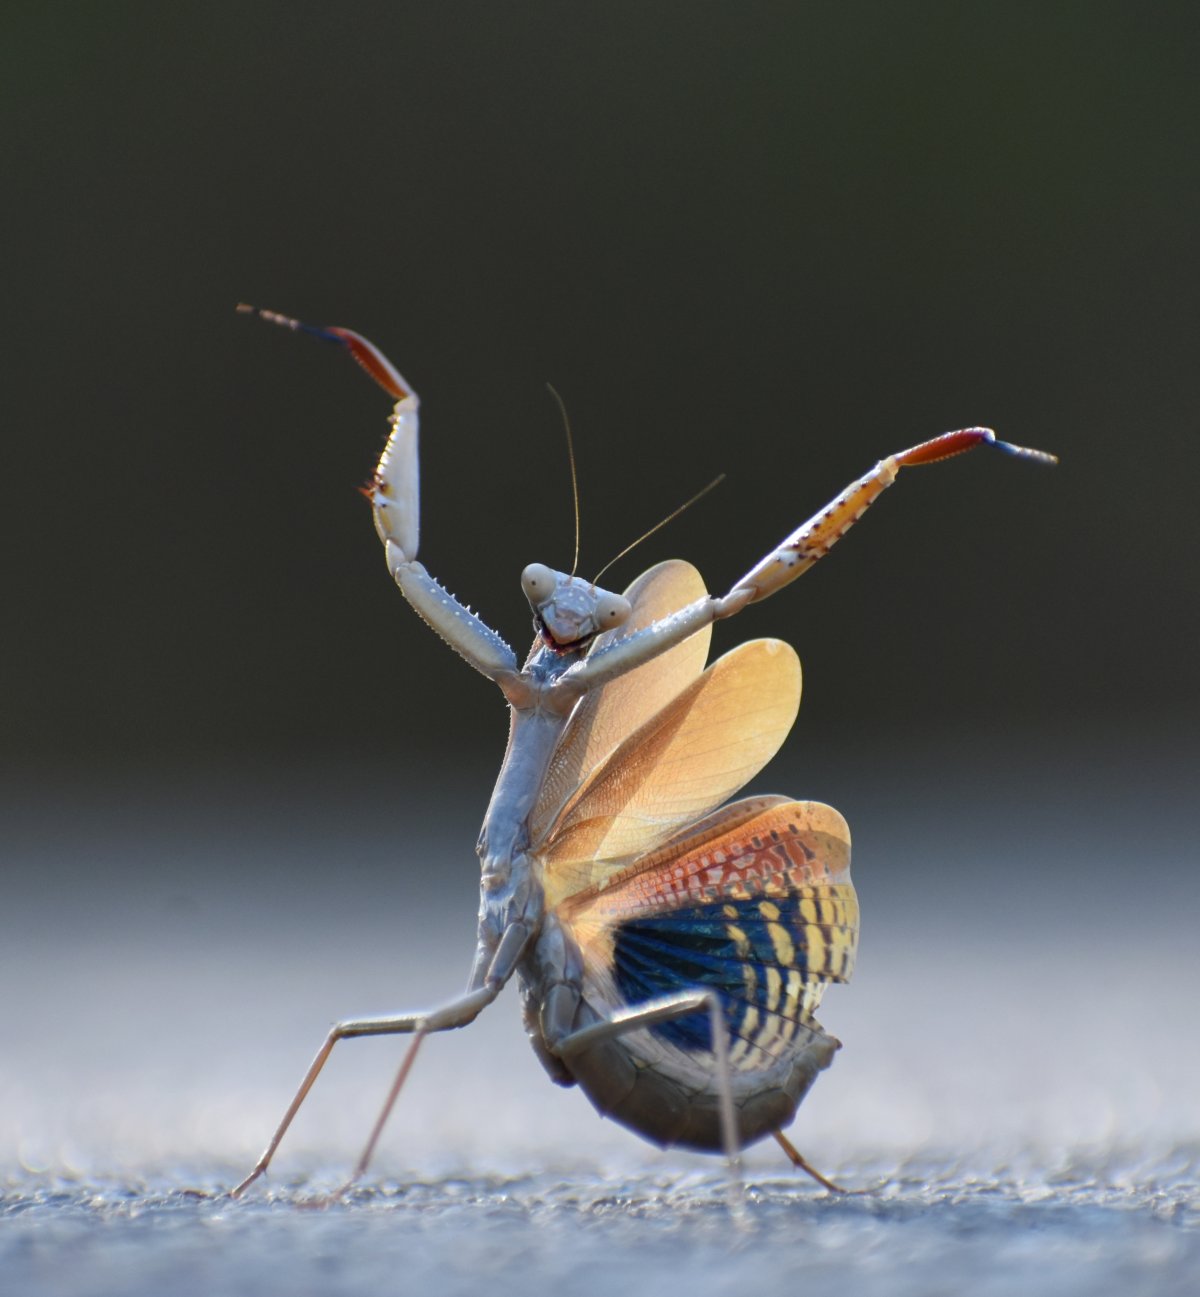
[611,888,857,1063]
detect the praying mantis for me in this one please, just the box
[231,305,1055,1198]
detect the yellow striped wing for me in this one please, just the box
[560,797,856,1071]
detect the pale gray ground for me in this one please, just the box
[2,741,1196,1295]
[5,1160,1197,1297]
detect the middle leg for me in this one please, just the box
[230,983,496,1198]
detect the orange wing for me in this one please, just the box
[539,637,800,908]
[531,559,710,842]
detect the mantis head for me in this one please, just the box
[521,564,632,649]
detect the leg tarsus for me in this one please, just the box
[773,1129,866,1194]
[894,426,1057,468]
[236,304,413,401]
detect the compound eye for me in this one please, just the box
[594,591,632,630]
[521,563,556,604]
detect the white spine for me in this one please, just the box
[372,395,421,561]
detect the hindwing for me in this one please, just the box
[557,798,856,1071]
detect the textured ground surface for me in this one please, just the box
[3,755,1196,1294]
[4,1156,1198,1297]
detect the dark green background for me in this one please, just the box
[3,2,1195,777]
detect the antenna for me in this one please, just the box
[545,383,582,578]
[593,474,726,586]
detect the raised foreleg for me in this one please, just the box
[236,305,523,693]
[725,426,1057,609]
[562,427,1055,695]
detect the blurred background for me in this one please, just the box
[1,0,1196,1198]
